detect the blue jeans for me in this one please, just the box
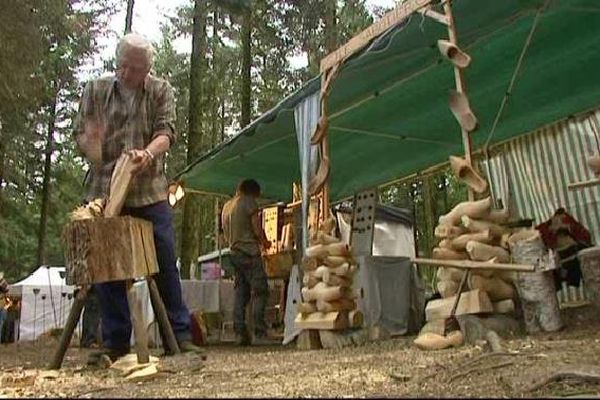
[231,252,268,337]
[94,201,191,350]
[0,309,7,342]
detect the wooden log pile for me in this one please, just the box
[294,218,363,331]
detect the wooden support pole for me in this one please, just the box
[443,0,475,202]
[412,257,535,272]
[147,277,180,355]
[127,280,149,364]
[568,178,600,191]
[49,286,88,370]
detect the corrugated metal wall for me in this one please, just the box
[484,109,600,244]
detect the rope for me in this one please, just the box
[484,0,552,150]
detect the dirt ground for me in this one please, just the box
[1,306,600,398]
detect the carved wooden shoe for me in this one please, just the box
[437,39,471,69]
[449,90,478,132]
[449,155,488,193]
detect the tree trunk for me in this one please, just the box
[36,96,58,266]
[181,0,208,280]
[125,0,135,34]
[324,0,337,53]
[240,8,251,128]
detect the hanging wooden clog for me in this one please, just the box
[449,155,488,194]
[449,90,478,132]
[437,39,471,69]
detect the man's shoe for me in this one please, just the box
[163,340,207,360]
[87,347,129,366]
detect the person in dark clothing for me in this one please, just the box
[221,179,272,345]
[80,287,101,348]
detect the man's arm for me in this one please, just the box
[131,81,177,174]
[251,211,271,251]
[73,81,104,167]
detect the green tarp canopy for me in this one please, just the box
[179,0,600,202]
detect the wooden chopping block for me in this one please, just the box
[425,289,493,321]
[63,217,159,285]
[466,241,510,263]
[438,197,492,226]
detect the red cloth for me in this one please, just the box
[536,210,592,249]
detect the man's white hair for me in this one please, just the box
[116,33,154,67]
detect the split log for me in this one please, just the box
[433,247,469,261]
[435,224,465,239]
[323,256,347,267]
[466,241,510,263]
[468,274,515,301]
[348,310,364,328]
[425,289,493,321]
[450,230,493,251]
[104,152,135,218]
[63,217,159,285]
[316,298,356,312]
[462,216,508,238]
[438,197,492,226]
[294,311,349,330]
[298,302,318,315]
[302,282,350,302]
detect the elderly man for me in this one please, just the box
[73,33,201,364]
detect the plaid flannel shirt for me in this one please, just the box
[73,75,177,207]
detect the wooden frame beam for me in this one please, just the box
[417,7,449,26]
[412,257,535,272]
[568,178,600,191]
[320,0,433,72]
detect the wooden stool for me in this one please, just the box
[49,216,180,369]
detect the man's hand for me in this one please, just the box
[129,148,154,175]
[78,119,105,167]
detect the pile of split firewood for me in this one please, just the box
[297,218,363,328]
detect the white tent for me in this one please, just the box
[8,266,76,341]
